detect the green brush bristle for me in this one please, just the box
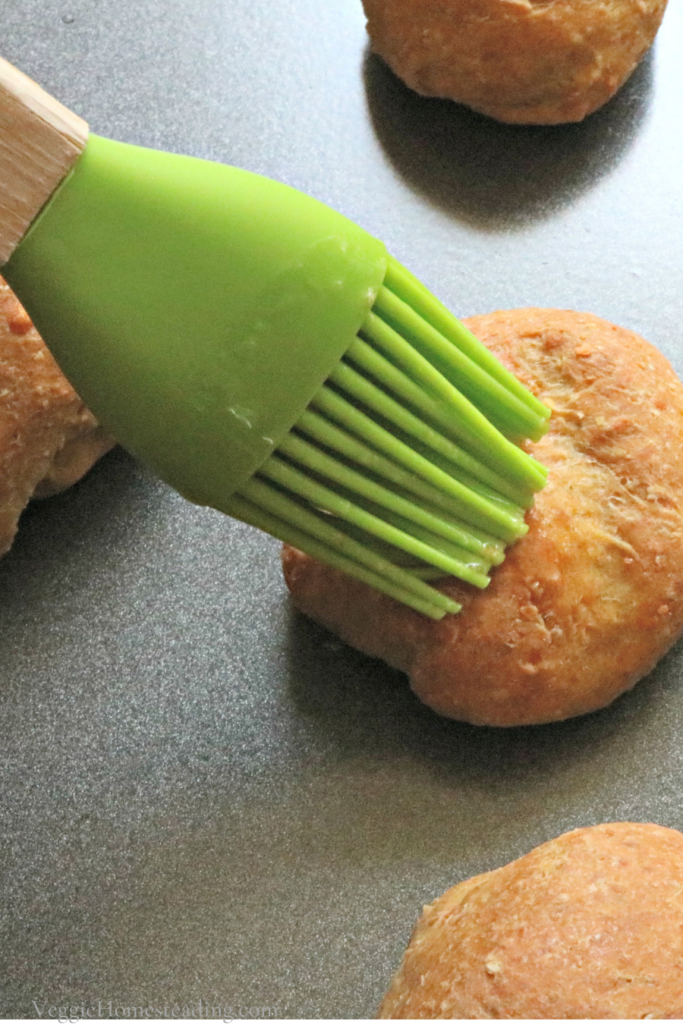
[225,256,550,620]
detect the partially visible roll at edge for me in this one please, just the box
[378,822,683,1019]
[0,274,115,558]
[362,0,669,124]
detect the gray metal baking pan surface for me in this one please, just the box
[1,0,682,1017]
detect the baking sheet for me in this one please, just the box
[1,0,682,1017]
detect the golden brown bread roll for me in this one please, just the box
[378,822,683,1019]
[0,275,115,557]
[282,308,683,726]
[362,0,668,124]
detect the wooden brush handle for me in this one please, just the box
[0,55,88,265]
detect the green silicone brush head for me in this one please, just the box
[226,257,550,617]
[4,135,550,619]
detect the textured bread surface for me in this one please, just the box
[378,822,683,1019]
[282,308,683,726]
[0,275,115,557]
[362,0,668,124]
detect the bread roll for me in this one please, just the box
[362,0,668,124]
[378,822,683,1019]
[282,309,683,726]
[0,275,114,557]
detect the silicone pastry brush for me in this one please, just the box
[0,56,550,619]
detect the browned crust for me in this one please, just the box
[282,308,683,726]
[361,0,668,124]
[0,275,115,557]
[377,822,683,1019]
